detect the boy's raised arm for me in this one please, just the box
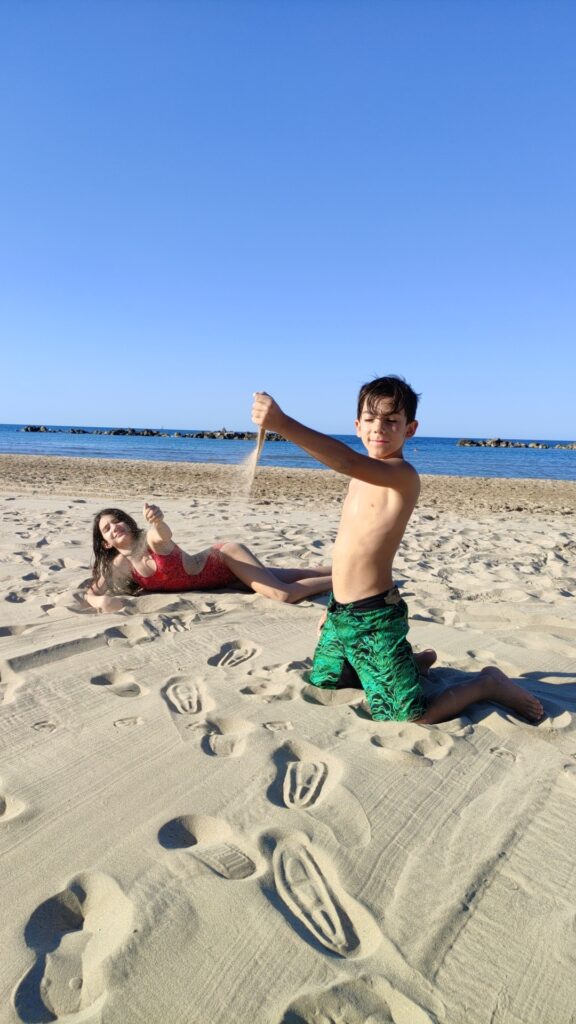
[251,392,414,489]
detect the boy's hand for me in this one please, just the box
[143,502,163,524]
[316,609,327,636]
[252,392,286,433]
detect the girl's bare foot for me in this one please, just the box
[414,649,437,675]
[480,666,544,722]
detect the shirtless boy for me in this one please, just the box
[252,376,543,724]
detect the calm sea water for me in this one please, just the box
[0,423,574,481]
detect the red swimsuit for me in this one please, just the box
[131,544,235,592]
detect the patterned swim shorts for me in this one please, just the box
[308,587,425,722]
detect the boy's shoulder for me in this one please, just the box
[349,457,420,500]
[376,455,421,490]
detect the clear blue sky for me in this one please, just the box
[1,0,574,438]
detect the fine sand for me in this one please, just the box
[0,456,575,1024]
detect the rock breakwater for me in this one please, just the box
[22,425,284,441]
[458,438,575,450]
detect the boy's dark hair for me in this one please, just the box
[357,375,420,423]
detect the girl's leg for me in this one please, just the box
[416,666,544,725]
[218,542,332,603]
[265,566,332,582]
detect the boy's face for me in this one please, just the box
[355,396,418,459]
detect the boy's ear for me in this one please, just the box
[354,418,361,437]
[405,419,418,440]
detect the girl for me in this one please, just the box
[86,503,332,612]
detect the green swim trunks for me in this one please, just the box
[308,587,425,722]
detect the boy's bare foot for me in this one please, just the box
[414,649,437,675]
[480,666,544,722]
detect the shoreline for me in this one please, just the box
[0,452,574,515]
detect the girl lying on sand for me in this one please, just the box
[85,503,333,613]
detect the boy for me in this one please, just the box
[252,376,543,724]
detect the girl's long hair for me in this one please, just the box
[92,508,143,594]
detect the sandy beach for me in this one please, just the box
[1,456,575,1024]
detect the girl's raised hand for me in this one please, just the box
[143,502,163,524]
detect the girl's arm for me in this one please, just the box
[143,502,174,551]
[84,577,128,613]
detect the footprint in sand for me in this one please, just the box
[489,746,517,762]
[264,721,294,733]
[301,683,366,708]
[162,675,213,718]
[46,559,66,572]
[197,599,227,618]
[278,659,313,674]
[156,613,199,634]
[371,722,454,766]
[0,625,30,637]
[114,716,145,729]
[0,783,25,823]
[204,717,256,757]
[283,760,328,809]
[539,710,573,731]
[208,640,260,668]
[14,550,35,564]
[13,872,133,1022]
[159,814,265,880]
[271,832,382,959]
[280,973,441,1024]
[90,669,144,698]
[32,721,57,733]
[241,679,299,703]
[280,740,342,810]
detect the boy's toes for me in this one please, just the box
[529,697,544,721]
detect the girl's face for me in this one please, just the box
[98,513,134,550]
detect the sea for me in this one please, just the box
[0,423,574,481]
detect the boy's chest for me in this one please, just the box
[343,481,392,520]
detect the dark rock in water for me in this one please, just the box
[20,424,286,441]
[458,437,551,450]
[189,430,284,441]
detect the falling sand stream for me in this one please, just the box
[227,428,267,533]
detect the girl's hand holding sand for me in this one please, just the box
[143,502,163,524]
